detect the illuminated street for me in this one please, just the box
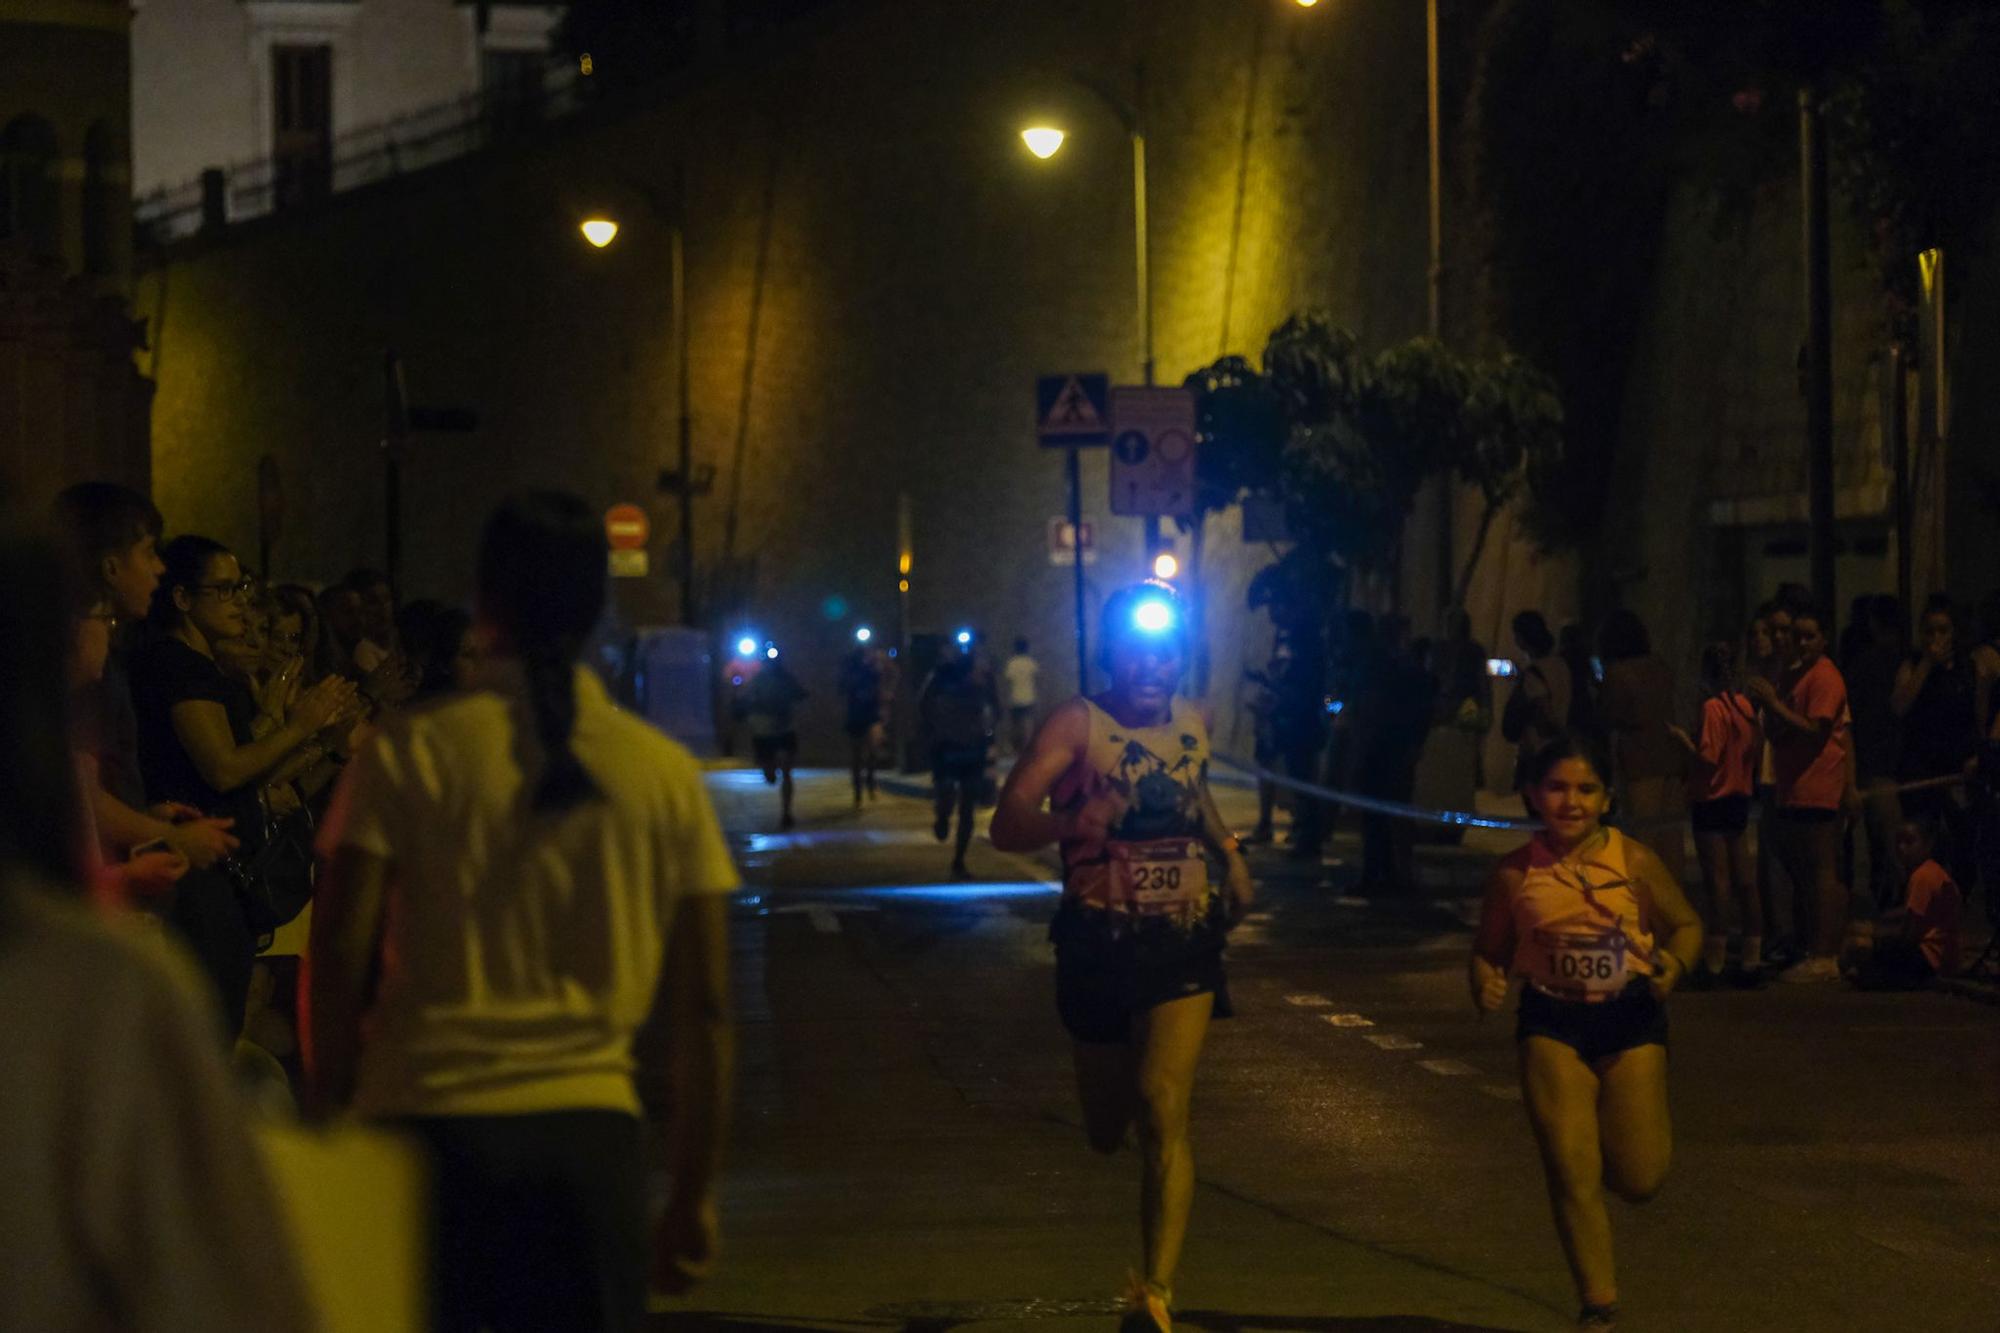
[647,771,2000,1332]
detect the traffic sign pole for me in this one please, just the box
[1068,445,1088,696]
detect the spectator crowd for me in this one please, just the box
[1244,584,1987,991]
[4,481,734,1331]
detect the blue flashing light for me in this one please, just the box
[1132,598,1176,634]
[855,626,873,644]
[1324,697,1344,715]
[734,634,758,658]
[955,628,973,646]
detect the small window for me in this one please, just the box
[482,48,545,137]
[272,44,333,211]
[0,114,60,256]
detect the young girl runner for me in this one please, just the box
[1471,735,1702,1330]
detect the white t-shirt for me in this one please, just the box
[1003,653,1040,709]
[0,885,315,1330]
[319,662,739,1119]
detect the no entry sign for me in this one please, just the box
[604,503,650,551]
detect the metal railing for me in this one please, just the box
[134,62,585,246]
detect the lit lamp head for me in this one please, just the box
[1151,551,1180,581]
[765,643,780,661]
[734,634,759,659]
[955,628,974,648]
[579,217,620,248]
[1020,126,1066,160]
[855,626,873,644]
[1098,580,1189,672]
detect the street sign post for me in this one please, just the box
[1035,373,1111,447]
[605,503,651,579]
[1109,385,1197,516]
[1037,372,1109,694]
[1046,518,1098,566]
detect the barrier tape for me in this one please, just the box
[1213,754,1973,837]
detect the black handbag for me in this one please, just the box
[221,793,317,935]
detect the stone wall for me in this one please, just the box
[138,0,1988,769]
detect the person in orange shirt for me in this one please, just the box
[1846,815,1963,989]
[1669,642,1763,986]
[1746,605,1853,983]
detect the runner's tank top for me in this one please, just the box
[1053,697,1226,951]
[1510,828,1659,1001]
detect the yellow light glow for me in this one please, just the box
[579,53,595,76]
[1294,0,1321,7]
[898,579,910,593]
[1152,552,1180,580]
[580,217,619,248]
[1020,126,1066,160]
[898,552,912,575]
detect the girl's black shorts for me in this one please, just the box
[1516,978,1667,1065]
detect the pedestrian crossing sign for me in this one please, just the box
[1036,373,1111,446]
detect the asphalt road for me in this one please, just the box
[643,768,2000,1332]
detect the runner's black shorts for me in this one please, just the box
[1516,977,1667,1065]
[1054,937,1232,1044]
[1690,794,1751,835]
[931,743,988,786]
[752,732,798,770]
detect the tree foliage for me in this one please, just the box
[1188,311,1563,633]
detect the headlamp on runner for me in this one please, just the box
[765,643,780,660]
[855,626,873,644]
[955,628,973,647]
[734,634,759,659]
[1098,581,1189,670]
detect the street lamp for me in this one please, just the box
[1020,126,1065,159]
[1151,551,1180,581]
[576,168,700,628]
[1018,74,1151,387]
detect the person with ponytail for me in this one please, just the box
[305,491,739,1332]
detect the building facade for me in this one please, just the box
[131,0,565,203]
[0,0,150,501]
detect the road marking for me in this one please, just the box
[1285,994,1334,1008]
[1479,1083,1524,1101]
[770,903,881,934]
[1365,1033,1423,1051]
[1323,1013,1375,1028]
[1418,1058,1479,1076]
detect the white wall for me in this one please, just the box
[131,0,561,196]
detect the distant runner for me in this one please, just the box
[744,646,807,831]
[991,582,1253,1333]
[1471,734,1701,1331]
[919,632,996,879]
[838,630,893,807]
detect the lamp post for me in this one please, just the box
[577,165,701,627]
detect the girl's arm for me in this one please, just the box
[1468,865,1518,1012]
[1630,842,1703,995]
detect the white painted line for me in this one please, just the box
[1479,1083,1524,1102]
[1365,1033,1423,1051]
[1285,994,1334,1008]
[1418,1058,1479,1076]
[1323,1013,1375,1028]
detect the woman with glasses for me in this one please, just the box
[132,536,356,1036]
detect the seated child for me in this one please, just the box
[1847,815,1962,990]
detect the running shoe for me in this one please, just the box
[1118,1273,1171,1333]
[934,813,949,842]
[1576,1303,1618,1329]
[1776,955,1841,984]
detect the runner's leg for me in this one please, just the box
[951,771,977,872]
[1072,1040,1136,1154]
[1595,1043,1671,1204]
[1132,990,1213,1297]
[1725,830,1761,969]
[1694,831,1730,972]
[1807,818,1846,956]
[1520,1035,1618,1309]
[850,736,864,805]
[779,753,796,829]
